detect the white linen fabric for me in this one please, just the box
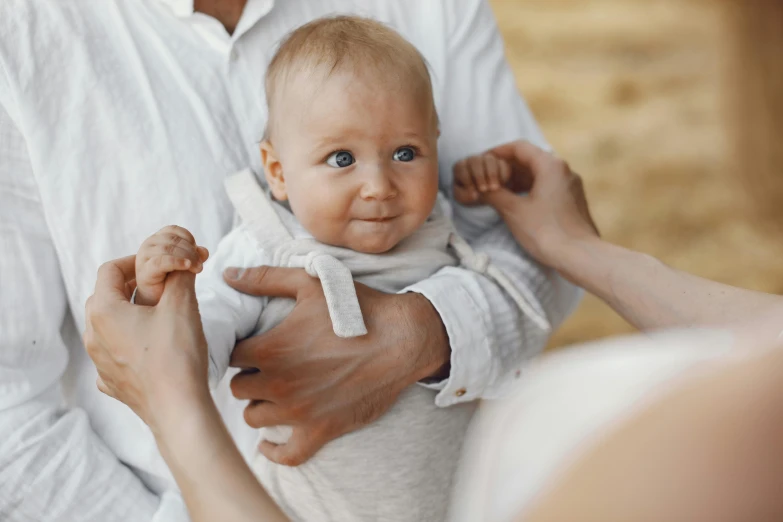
[0,1,581,520]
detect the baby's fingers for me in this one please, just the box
[483,154,511,191]
[466,155,490,192]
[453,159,481,205]
[146,237,203,272]
[157,225,197,246]
[197,246,210,264]
[151,254,194,275]
[139,243,204,282]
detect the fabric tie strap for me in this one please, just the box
[224,170,369,340]
[449,233,551,333]
[298,252,369,338]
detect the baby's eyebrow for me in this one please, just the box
[313,135,348,150]
[398,131,428,141]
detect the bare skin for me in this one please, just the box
[194,0,247,34]
[480,141,783,343]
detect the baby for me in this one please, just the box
[133,16,546,522]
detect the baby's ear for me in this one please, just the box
[260,140,287,201]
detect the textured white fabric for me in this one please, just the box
[449,234,550,332]
[0,1,581,520]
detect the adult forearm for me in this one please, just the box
[155,389,288,522]
[556,237,783,334]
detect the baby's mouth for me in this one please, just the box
[361,216,397,223]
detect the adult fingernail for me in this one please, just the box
[224,267,245,280]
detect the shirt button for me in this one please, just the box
[455,388,467,397]
[230,49,239,61]
[515,370,521,378]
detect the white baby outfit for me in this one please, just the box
[196,170,549,521]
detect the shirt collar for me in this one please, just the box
[156,0,194,18]
[156,0,276,40]
[155,0,275,19]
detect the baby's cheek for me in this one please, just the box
[416,175,440,215]
[295,202,349,245]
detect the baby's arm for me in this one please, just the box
[195,227,268,387]
[135,225,209,306]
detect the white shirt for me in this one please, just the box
[0,1,581,520]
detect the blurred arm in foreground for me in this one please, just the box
[522,341,783,522]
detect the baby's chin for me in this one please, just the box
[341,236,400,255]
[331,229,409,255]
[311,219,419,254]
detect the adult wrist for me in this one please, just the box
[546,234,605,286]
[155,390,224,475]
[150,377,213,441]
[402,292,451,383]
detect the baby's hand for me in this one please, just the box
[134,225,209,306]
[453,153,512,206]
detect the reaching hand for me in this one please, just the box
[478,140,600,268]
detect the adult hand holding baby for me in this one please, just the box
[85,255,289,522]
[83,255,210,434]
[225,266,450,466]
[455,140,600,270]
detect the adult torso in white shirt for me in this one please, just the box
[0,0,550,512]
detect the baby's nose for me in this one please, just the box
[360,166,397,201]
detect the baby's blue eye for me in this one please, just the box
[393,147,416,162]
[326,151,355,168]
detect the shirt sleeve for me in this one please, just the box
[0,80,191,520]
[403,0,582,407]
[195,226,268,387]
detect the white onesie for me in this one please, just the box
[195,170,549,522]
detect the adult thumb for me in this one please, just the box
[160,271,198,309]
[481,188,529,219]
[223,265,312,299]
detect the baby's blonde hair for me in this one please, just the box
[263,15,437,139]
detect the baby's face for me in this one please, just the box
[264,69,439,254]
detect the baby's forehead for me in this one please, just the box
[276,62,430,104]
[262,16,437,140]
[267,63,437,137]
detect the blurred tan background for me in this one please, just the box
[490,0,783,348]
